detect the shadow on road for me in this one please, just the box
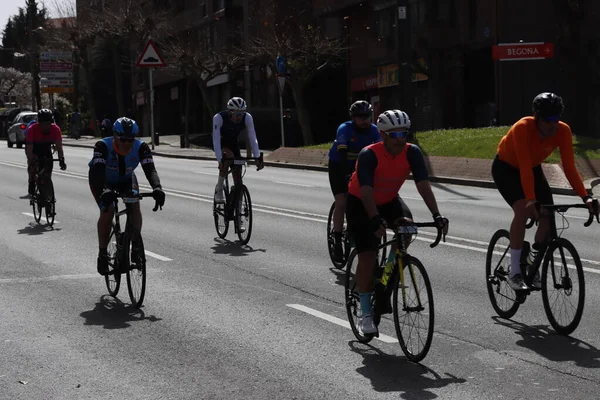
[17,222,59,235]
[349,341,466,399]
[210,238,267,256]
[80,295,162,329]
[431,182,482,201]
[492,317,600,368]
[329,267,345,287]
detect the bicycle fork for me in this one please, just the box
[396,251,425,313]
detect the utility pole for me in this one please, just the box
[243,0,252,157]
[397,0,413,116]
[28,11,36,111]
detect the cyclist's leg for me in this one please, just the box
[532,165,553,247]
[89,169,114,274]
[385,195,413,253]
[492,156,528,289]
[215,143,235,202]
[27,161,36,195]
[328,160,347,233]
[347,193,380,334]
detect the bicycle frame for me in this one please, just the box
[381,222,444,309]
[220,153,263,219]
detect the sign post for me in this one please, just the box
[275,55,287,147]
[136,39,166,150]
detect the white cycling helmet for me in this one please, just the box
[227,97,247,111]
[376,109,411,132]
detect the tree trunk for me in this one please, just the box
[184,77,191,148]
[73,62,80,110]
[81,56,101,137]
[195,77,215,118]
[111,43,125,117]
[289,79,313,146]
[34,56,42,110]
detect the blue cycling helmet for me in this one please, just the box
[113,117,139,138]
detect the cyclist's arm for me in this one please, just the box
[558,126,588,199]
[512,124,536,201]
[212,113,224,163]
[356,148,379,218]
[407,144,440,215]
[25,129,35,162]
[244,113,260,158]
[335,124,350,175]
[89,141,108,195]
[138,142,162,189]
[52,126,65,159]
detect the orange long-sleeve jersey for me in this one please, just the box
[497,117,587,201]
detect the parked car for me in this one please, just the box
[7,111,37,148]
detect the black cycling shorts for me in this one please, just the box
[221,138,242,161]
[346,194,413,254]
[492,155,553,207]
[328,160,351,196]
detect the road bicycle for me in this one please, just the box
[213,153,263,245]
[104,192,159,308]
[486,200,599,335]
[345,219,445,362]
[30,157,61,227]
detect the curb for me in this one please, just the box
[62,142,588,196]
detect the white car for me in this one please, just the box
[7,111,37,148]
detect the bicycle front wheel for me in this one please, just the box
[32,190,42,223]
[486,229,520,318]
[236,185,253,245]
[213,200,229,239]
[345,249,374,343]
[541,238,585,336]
[125,229,146,308]
[393,256,434,363]
[44,180,55,227]
[105,225,121,296]
[327,202,349,269]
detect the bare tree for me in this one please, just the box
[248,3,345,145]
[161,29,243,146]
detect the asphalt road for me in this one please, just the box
[1,143,599,400]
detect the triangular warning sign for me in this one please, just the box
[136,40,166,67]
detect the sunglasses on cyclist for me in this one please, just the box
[231,111,246,117]
[118,137,135,143]
[385,130,409,139]
[542,116,559,123]
[354,114,372,120]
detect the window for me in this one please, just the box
[200,1,207,17]
[197,27,210,52]
[375,9,392,38]
[213,0,225,12]
[437,0,452,22]
[409,0,427,27]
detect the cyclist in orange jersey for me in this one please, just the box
[492,92,598,291]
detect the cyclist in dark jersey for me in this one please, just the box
[88,117,165,275]
[328,100,381,262]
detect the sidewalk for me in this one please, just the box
[62,134,600,197]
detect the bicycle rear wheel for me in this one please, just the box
[327,202,349,269]
[486,229,520,318]
[541,238,585,336]
[44,180,55,227]
[32,188,42,223]
[345,249,374,343]
[105,225,121,296]
[125,228,146,308]
[393,256,434,363]
[236,185,253,245]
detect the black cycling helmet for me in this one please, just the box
[37,108,54,123]
[349,100,373,117]
[532,92,564,119]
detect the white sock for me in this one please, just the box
[509,248,522,278]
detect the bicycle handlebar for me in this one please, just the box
[392,220,446,248]
[117,192,161,212]
[222,152,264,166]
[537,201,600,227]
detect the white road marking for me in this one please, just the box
[274,181,313,187]
[144,250,172,261]
[4,160,599,270]
[287,303,397,343]
[21,212,59,224]
[194,171,217,176]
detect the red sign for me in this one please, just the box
[351,75,378,92]
[492,42,554,61]
[39,62,73,71]
[136,39,166,67]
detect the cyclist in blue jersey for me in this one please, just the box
[213,97,264,203]
[88,117,166,275]
[328,100,381,262]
